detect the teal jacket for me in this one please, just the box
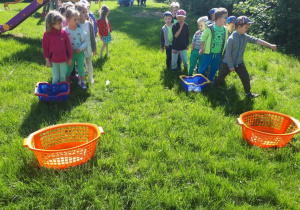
[200,24,228,55]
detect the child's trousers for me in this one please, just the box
[85,56,94,83]
[51,62,67,84]
[214,63,251,93]
[198,53,221,81]
[172,49,188,70]
[165,45,180,68]
[66,51,85,77]
[188,49,203,76]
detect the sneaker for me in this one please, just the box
[90,79,94,84]
[80,81,87,89]
[245,93,259,98]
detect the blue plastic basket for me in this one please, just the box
[179,74,210,92]
[35,82,70,102]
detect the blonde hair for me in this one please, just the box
[197,16,209,25]
[99,5,110,20]
[170,2,180,9]
[45,11,63,33]
[65,8,79,20]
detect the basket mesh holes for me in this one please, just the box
[245,114,284,130]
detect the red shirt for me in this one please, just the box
[42,28,73,63]
[97,19,112,37]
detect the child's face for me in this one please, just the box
[67,14,79,28]
[164,16,172,25]
[177,16,185,24]
[53,21,62,30]
[198,21,206,31]
[171,7,178,17]
[217,13,228,26]
[238,24,250,34]
[226,23,235,32]
[79,8,88,22]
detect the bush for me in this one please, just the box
[234,0,300,56]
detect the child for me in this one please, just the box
[226,16,236,36]
[198,8,229,81]
[64,9,88,89]
[170,2,180,24]
[97,5,112,58]
[160,11,174,68]
[79,0,98,37]
[76,3,97,84]
[214,16,277,98]
[42,11,73,84]
[188,16,209,76]
[171,9,189,71]
[209,8,217,22]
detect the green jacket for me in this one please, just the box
[200,24,228,55]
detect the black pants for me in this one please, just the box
[214,63,251,93]
[166,45,181,68]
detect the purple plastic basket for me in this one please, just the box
[179,74,210,92]
[35,82,70,102]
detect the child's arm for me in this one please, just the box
[198,28,209,55]
[42,33,51,67]
[64,31,73,65]
[76,29,88,53]
[257,39,277,50]
[174,23,183,38]
[224,38,235,71]
[160,28,165,52]
[89,22,97,55]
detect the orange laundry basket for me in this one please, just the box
[237,110,300,148]
[23,123,104,169]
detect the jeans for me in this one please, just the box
[172,49,188,70]
[198,53,221,81]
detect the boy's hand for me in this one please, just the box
[270,44,277,51]
[46,60,52,68]
[230,67,235,71]
[173,50,178,54]
[161,48,164,52]
[76,49,81,54]
[68,59,73,66]
[93,50,97,55]
[186,46,189,50]
[199,49,203,55]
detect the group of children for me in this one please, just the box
[42,1,112,89]
[161,3,277,98]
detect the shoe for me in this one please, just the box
[80,81,87,89]
[245,93,259,98]
[99,54,102,59]
[90,79,94,84]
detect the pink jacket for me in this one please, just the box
[42,28,73,63]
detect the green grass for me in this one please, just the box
[1,0,300,209]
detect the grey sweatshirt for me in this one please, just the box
[223,31,260,68]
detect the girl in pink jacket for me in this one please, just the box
[42,11,73,84]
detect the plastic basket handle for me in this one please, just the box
[23,138,28,147]
[99,126,104,134]
[237,118,243,125]
[291,117,300,133]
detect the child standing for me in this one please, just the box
[160,11,174,68]
[42,11,73,84]
[214,16,277,98]
[97,5,112,58]
[172,10,189,71]
[226,16,237,36]
[64,9,88,89]
[198,8,229,81]
[170,2,180,24]
[76,3,97,84]
[188,16,209,76]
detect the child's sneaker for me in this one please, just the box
[245,93,259,98]
[80,81,87,89]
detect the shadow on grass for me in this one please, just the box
[202,84,254,116]
[0,34,44,65]
[19,83,91,137]
[108,5,166,50]
[93,55,109,71]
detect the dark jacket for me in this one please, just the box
[172,22,189,51]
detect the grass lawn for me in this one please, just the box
[0,0,300,209]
